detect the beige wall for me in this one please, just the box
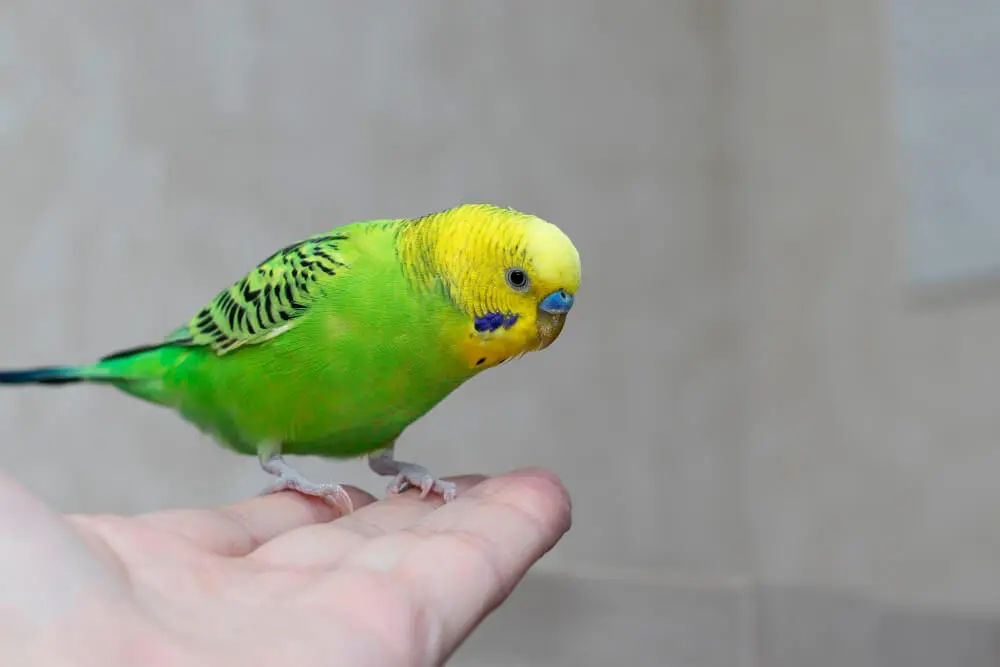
[731,0,1000,611]
[2,1,1000,665]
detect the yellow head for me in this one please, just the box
[398,203,581,367]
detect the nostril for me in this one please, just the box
[540,290,573,314]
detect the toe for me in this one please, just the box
[387,475,408,495]
[326,487,354,514]
[439,482,458,502]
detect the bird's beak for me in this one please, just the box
[537,289,574,349]
[540,289,574,314]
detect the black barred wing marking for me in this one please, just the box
[166,233,349,355]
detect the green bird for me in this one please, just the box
[0,203,581,512]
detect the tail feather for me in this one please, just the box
[0,342,180,405]
[0,366,86,385]
[0,340,178,389]
[0,362,129,386]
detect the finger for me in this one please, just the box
[338,475,488,536]
[0,473,131,625]
[249,476,487,568]
[139,486,377,557]
[393,468,572,659]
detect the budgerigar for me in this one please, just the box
[0,203,580,512]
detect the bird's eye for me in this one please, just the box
[505,268,530,291]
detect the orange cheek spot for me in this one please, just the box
[456,322,539,370]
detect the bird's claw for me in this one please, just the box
[388,473,458,503]
[261,476,354,514]
[368,449,458,503]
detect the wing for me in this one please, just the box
[165,232,350,355]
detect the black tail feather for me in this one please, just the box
[0,367,83,385]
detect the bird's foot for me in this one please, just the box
[259,454,353,514]
[386,466,458,502]
[368,449,457,502]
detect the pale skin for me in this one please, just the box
[0,467,571,667]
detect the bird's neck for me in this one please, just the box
[396,204,531,308]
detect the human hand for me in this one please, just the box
[0,468,571,666]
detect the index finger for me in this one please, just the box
[396,467,572,657]
[138,486,377,557]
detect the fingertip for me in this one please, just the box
[463,467,573,534]
[498,466,572,503]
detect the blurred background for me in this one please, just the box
[0,1,998,665]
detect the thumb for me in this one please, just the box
[0,472,129,630]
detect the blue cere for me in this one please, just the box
[539,289,574,314]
